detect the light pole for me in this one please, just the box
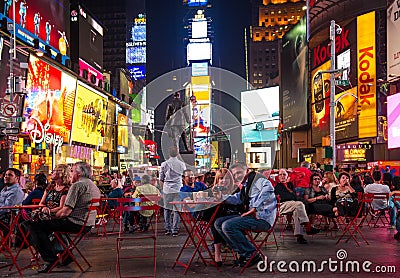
[329,20,338,171]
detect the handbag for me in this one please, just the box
[335,197,359,217]
[30,209,52,222]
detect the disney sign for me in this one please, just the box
[29,116,63,153]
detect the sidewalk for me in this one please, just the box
[1,222,399,277]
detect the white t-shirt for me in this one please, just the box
[364,183,390,210]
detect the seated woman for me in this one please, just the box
[304,173,335,218]
[330,172,357,217]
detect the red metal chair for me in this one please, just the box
[240,202,280,274]
[367,193,390,228]
[46,198,101,273]
[115,196,160,278]
[335,193,369,246]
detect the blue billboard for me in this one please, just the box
[127,65,146,80]
[188,0,208,7]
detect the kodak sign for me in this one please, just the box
[357,12,377,138]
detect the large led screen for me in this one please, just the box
[22,56,77,147]
[241,87,279,143]
[71,82,108,146]
[117,113,129,154]
[335,87,358,140]
[0,0,70,63]
[387,0,400,78]
[388,93,400,149]
[126,43,146,64]
[187,42,212,62]
[127,65,146,80]
[281,16,308,129]
[192,19,207,39]
[187,0,208,6]
[311,61,331,146]
[100,101,115,152]
[78,5,103,71]
[192,103,210,137]
[126,11,146,65]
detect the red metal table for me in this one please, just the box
[171,200,222,275]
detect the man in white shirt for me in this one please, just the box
[159,146,186,236]
[364,171,390,210]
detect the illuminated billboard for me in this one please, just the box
[0,0,70,63]
[311,61,331,146]
[127,65,146,80]
[22,56,77,148]
[71,4,104,71]
[71,82,108,146]
[126,13,146,65]
[281,16,308,129]
[100,101,115,152]
[335,87,358,140]
[117,113,129,154]
[387,0,400,79]
[192,62,208,76]
[79,58,103,85]
[187,42,212,62]
[388,93,400,149]
[192,19,207,39]
[357,11,376,138]
[192,103,210,137]
[241,87,279,143]
[191,75,210,103]
[187,0,208,6]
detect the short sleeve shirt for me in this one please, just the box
[65,177,100,226]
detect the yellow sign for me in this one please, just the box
[191,76,210,103]
[71,82,108,146]
[343,148,366,161]
[357,11,377,138]
[117,113,129,148]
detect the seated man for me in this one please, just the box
[28,161,101,273]
[364,171,391,211]
[180,169,207,200]
[132,175,161,232]
[0,168,25,234]
[214,168,276,268]
[275,168,320,244]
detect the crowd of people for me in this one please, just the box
[0,155,399,273]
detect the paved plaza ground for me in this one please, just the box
[1,218,400,277]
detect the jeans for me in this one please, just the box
[388,196,400,227]
[28,218,91,262]
[163,193,180,233]
[214,215,271,259]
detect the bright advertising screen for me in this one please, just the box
[188,0,208,7]
[0,0,70,63]
[127,65,146,80]
[71,82,108,146]
[117,113,129,153]
[241,87,279,143]
[311,61,331,146]
[22,56,77,147]
[192,103,210,137]
[187,42,212,62]
[192,19,207,39]
[281,16,308,129]
[387,0,400,78]
[388,93,400,149]
[192,62,208,76]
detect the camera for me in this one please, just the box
[213,185,227,193]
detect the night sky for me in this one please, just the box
[147,0,251,82]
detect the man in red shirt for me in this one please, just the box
[289,161,312,200]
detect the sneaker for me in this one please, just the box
[233,256,246,267]
[394,232,400,240]
[296,235,308,244]
[31,253,41,263]
[306,227,320,235]
[172,232,179,237]
[165,231,171,236]
[240,253,263,268]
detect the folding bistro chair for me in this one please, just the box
[368,193,390,228]
[115,196,160,278]
[240,202,280,274]
[46,198,101,273]
[336,193,369,246]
